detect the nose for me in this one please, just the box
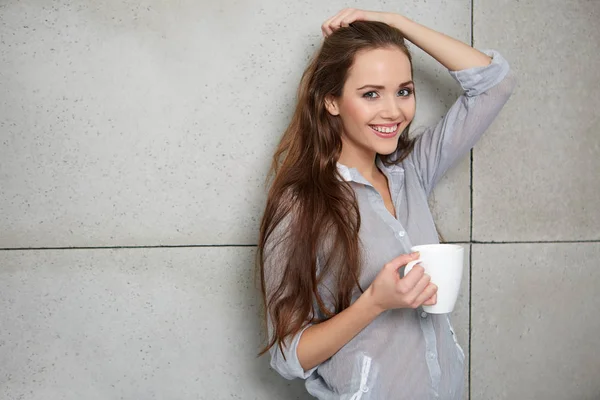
[380,95,403,120]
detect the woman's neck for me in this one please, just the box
[338,147,379,181]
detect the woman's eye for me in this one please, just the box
[398,88,413,97]
[362,91,379,99]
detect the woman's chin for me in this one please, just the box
[375,143,400,156]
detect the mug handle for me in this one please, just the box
[403,259,422,277]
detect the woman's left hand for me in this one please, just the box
[321,8,397,37]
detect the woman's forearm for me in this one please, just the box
[387,14,491,71]
[297,286,382,371]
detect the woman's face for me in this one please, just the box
[326,47,416,163]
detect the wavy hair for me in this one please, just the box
[258,21,416,356]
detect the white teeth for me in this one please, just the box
[371,124,398,133]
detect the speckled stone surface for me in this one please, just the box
[10,1,600,399]
[471,243,600,399]
[472,0,600,241]
[0,0,473,247]
[0,247,312,399]
[0,245,472,399]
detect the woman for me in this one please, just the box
[258,8,515,400]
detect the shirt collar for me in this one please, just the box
[336,163,353,182]
[336,155,404,184]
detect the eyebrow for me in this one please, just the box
[356,81,414,91]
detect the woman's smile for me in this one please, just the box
[369,123,401,138]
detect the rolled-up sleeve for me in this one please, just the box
[267,319,317,379]
[409,50,517,196]
[263,213,318,380]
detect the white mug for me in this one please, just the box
[403,244,464,314]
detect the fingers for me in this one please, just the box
[423,292,437,306]
[379,252,439,310]
[403,269,430,297]
[415,284,438,308]
[334,8,358,28]
[321,8,359,36]
[385,252,420,272]
[321,9,390,37]
[322,8,350,36]
[397,261,423,290]
[399,270,438,309]
[321,11,338,36]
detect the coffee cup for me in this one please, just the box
[403,244,464,314]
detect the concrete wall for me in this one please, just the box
[1,0,598,398]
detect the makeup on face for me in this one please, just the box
[333,47,416,163]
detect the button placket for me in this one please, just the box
[420,314,441,392]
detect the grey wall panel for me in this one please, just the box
[0,247,310,399]
[0,0,473,247]
[471,243,600,399]
[472,0,600,241]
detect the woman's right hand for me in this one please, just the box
[365,252,438,313]
[295,252,436,371]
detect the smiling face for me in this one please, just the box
[325,46,416,165]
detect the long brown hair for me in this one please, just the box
[258,21,416,356]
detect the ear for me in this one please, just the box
[324,95,340,116]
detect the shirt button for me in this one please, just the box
[361,387,369,393]
[396,231,406,238]
[421,312,428,318]
[427,352,435,360]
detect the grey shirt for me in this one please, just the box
[264,50,516,400]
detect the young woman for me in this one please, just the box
[258,8,515,400]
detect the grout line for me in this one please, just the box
[0,244,258,251]
[470,1,474,395]
[471,240,600,244]
[469,157,474,243]
[469,0,475,239]
[468,242,473,400]
[470,0,475,48]
[467,0,475,399]
[2,240,599,252]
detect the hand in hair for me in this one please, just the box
[321,8,394,37]
[365,252,438,313]
[321,8,492,70]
